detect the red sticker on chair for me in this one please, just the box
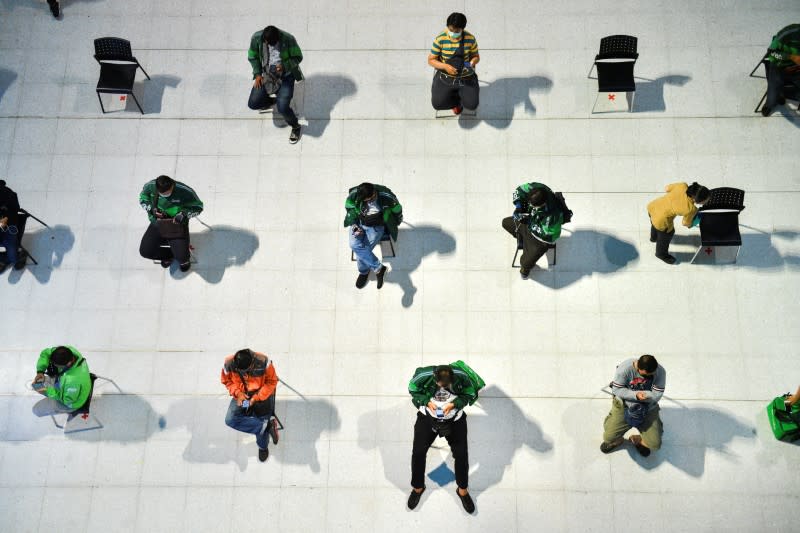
[120,96,126,101]
[608,94,616,101]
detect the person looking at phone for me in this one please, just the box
[428,12,481,115]
[0,180,24,273]
[31,346,91,416]
[761,24,800,117]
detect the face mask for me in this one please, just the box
[448,31,461,39]
[159,192,171,198]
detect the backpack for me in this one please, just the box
[554,192,573,224]
[450,360,485,405]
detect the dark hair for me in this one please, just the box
[637,354,658,373]
[434,365,454,387]
[263,26,280,45]
[51,346,74,366]
[155,175,175,193]
[686,182,710,203]
[528,188,546,207]
[446,12,467,29]
[356,182,375,201]
[233,349,254,371]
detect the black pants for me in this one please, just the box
[139,223,190,264]
[502,216,550,274]
[411,412,469,490]
[650,224,675,258]
[766,62,800,110]
[431,73,479,111]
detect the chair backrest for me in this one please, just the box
[597,35,638,60]
[700,187,745,213]
[94,37,134,61]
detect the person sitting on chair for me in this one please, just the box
[501,182,564,280]
[0,180,26,273]
[646,181,710,265]
[221,349,279,462]
[31,346,91,416]
[428,12,480,115]
[343,182,402,290]
[762,24,800,117]
[138,175,203,272]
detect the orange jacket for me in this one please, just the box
[220,352,278,403]
[647,182,698,233]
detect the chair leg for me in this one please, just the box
[628,91,635,113]
[690,246,703,264]
[96,91,107,113]
[130,92,145,114]
[272,414,285,431]
[754,90,767,113]
[749,54,768,78]
[587,62,596,79]
[512,247,521,268]
[591,93,600,114]
[137,62,151,80]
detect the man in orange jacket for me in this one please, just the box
[221,349,279,462]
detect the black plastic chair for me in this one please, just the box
[589,35,639,113]
[691,188,746,264]
[94,37,150,114]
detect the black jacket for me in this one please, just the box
[0,181,20,228]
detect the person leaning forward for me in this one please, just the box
[428,12,480,115]
[407,364,476,514]
[601,354,666,457]
[31,346,91,416]
[646,181,709,265]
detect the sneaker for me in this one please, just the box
[761,105,773,117]
[160,259,171,268]
[407,488,424,510]
[258,447,269,462]
[268,417,279,445]
[600,439,623,454]
[520,269,530,280]
[452,105,463,115]
[289,125,301,144]
[355,272,369,289]
[656,254,676,265]
[376,265,387,289]
[179,262,191,272]
[456,489,475,514]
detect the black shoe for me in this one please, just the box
[407,488,424,510]
[656,254,676,265]
[761,105,773,117]
[49,1,59,17]
[160,259,171,268]
[268,417,279,445]
[258,447,269,462]
[376,265,387,289]
[634,442,651,457]
[600,440,622,454]
[289,125,301,144]
[355,272,369,289]
[519,269,530,280]
[179,262,191,272]
[456,489,475,514]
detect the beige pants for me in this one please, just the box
[603,397,663,450]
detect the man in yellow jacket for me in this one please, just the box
[646,182,710,264]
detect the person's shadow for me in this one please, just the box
[518,229,638,289]
[137,75,181,114]
[460,75,554,130]
[176,224,259,283]
[633,75,692,112]
[384,223,457,308]
[296,74,357,138]
[0,68,17,104]
[6,224,75,285]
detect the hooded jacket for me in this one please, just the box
[343,184,403,241]
[36,346,91,410]
[647,182,697,233]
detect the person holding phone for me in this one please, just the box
[31,346,91,416]
[428,12,480,115]
[761,24,800,117]
[0,180,24,273]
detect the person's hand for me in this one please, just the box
[253,75,263,89]
[0,216,7,228]
[236,393,248,406]
[352,225,363,236]
[173,212,186,224]
[443,64,458,76]
[443,403,455,415]
[154,209,167,219]
[426,401,437,412]
[636,391,647,401]
[275,63,284,75]
[34,373,44,383]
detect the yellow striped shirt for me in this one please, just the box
[430,30,479,62]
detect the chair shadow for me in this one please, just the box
[170,395,341,473]
[297,74,357,138]
[6,224,75,285]
[669,228,800,269]
[459,75,553,130]
[633,75,691,112]
[519,229,639,289]
[0,68,18,103]
[383,223,457,308]
[357,385,552,494]
[65,392,163,443]
[135,74,181,114]
[176,224,259,284]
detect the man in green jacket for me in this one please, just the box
[762,24,800,117]
[247,26,304,144]
[139,175,204,272]
[407,364,476,514]
[32,346,91,415]
[502,181,564,280]
[343,183,402,289]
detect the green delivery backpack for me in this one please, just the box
[450,360,485,405]
[766,396,800,442]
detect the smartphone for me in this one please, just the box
[435,408,444,418]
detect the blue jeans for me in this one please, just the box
[224,395,275,450]
[349,225,385,274]
[247,73,299,128]
[0,230,19,264]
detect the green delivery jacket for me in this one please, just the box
[36,346,91,410]
[248,28,304,81]
[768,24,800,69]
[343,184,403,241]
[408,365,478,411]
[512,182,563,244]
[138,180,204,224]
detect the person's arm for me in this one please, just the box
[610,365,639,402]
[343,193,360,228]
[467,35,480,67]
[221,363,245,399]
[251,362,278,403]
[451,378,477,410]
[646,369,666,404]
[139,182,157,223]
[247,33,263,79]
[281,32,303,73]
[408,368,434,408]
[174,183,203,222]
[537,210,563,241]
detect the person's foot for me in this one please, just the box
[179,262,191,272]
[376,265,387,289]
[355,272,369,289]
[629,435,651,457]
[456,488,475,514]
[452,105,463,115]
[13,257,26,270]
[761,105,773,117]
[778,96,786,105]
[656,253,676,265]
[258,447,269,462]
[289,125,301,144]
[520,268,530,280]
[407,487,424,510]
[600,438,624,454]
[268,417,279,445]
[160,259,171,268]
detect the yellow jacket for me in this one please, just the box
[647,182,698,233]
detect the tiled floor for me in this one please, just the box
[1,1,800,532]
